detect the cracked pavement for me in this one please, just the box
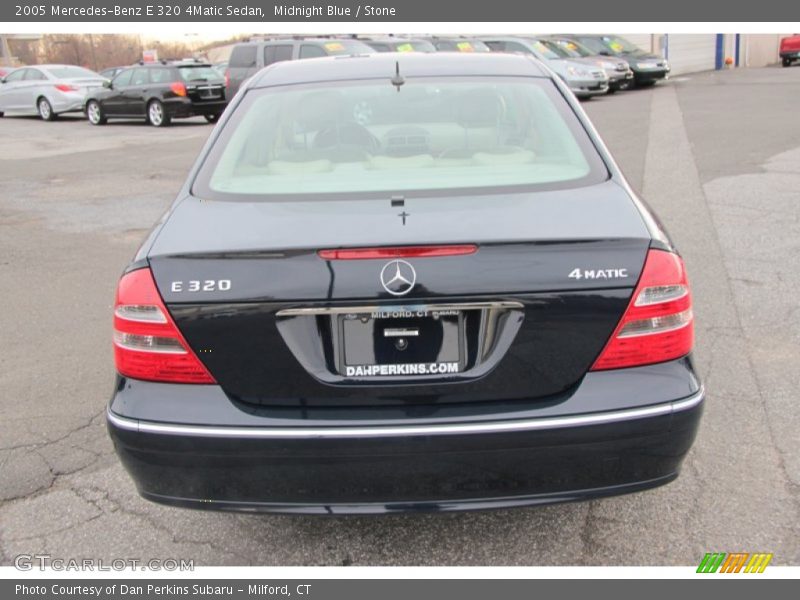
[0,67,799,566]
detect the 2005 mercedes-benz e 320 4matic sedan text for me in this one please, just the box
[106,52,703,514]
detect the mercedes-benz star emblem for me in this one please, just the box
[380,260,416,296]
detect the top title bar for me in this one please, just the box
[3,0,800,22]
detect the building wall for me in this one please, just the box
[664,34,718,74]
[740,34,789,67]
[624,33,718,75]
[624,33,789,72]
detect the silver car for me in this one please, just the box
[0,64,106,121]
[545,37,634,92]
[481,36,609,99]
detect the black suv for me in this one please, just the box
[225,37,375,96]
[85,60,227,127]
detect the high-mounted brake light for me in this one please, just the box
[113,268,215,383]
[591,249,694,371]
[169,82,187,97]
[318,245,478,260]
[55,84,79,92]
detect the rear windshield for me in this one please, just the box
[48,66,99,79]
[178,66,222,81]
[193,77,607,200]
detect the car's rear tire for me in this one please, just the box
[783,58,792,67]
[86,100,107,125]
[204,113,221,123]
[37,97,56,121]
[147,100,171,127]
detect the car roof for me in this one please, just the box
[238,38,358,46]
[424,36,485,40]
[131,61,211,67]
[362,37,431,43]
[18,64,80,70]
[169,62,214,67]
[479,36,536,42]
[248,51,549,88]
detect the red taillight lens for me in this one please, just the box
[113,268,215,384]
[318,245,478,260]
[55,84,79,92]
[591,249,694,371]
[224,69,230,88]
[169,82,187,97]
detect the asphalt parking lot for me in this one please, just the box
[1,66,798,566]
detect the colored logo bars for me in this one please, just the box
[697,552,773,573]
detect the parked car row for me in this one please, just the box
[224,34,669,100]
[463,35,669,94]
[0,34,669,127]
[0,59,227,127]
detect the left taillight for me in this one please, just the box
[55,84,79,92]
[113,268,215,384]
[169,82,187,97]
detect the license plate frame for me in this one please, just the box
[336,308,466,378]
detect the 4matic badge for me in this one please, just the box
[568,268,629,280]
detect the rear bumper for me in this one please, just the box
[51,92,88,114]
[166,97,227,119]
[107,360,704,514]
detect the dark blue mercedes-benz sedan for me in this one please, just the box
[106,51,703,514]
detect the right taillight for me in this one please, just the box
[224,68,230,88]
[169,82,187,97]
[591,249,694,371]
[113,268,215,384]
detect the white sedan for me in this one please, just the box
[0,64,107,121]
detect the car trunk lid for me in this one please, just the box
[147,180,651,406]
